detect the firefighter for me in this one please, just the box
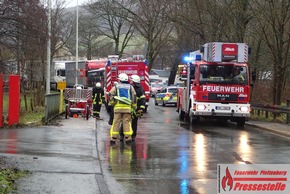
[108,82,118,125]
[109,73,136,144]
[231,67,245,82]
[92,82,104,120]
[120,75,145,142]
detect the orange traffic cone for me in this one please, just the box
[73,114,78,118]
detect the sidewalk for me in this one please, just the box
[246,120,290,139]
[0,115,110,194]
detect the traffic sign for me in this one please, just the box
[57,81,66,90]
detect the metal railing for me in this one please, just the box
[45,93,61,124]
[251,101,290,123]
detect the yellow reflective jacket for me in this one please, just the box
[109,82,136,113]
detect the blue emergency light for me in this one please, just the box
[184,56,191,62]
[106,60,111,66]
[195,54,201,60]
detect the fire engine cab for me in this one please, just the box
[177,42,251,127]
[104,55,150,113]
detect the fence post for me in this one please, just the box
[0,74,3,127]
[287,100,290,123]
[8,75,20,126]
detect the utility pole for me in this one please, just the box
[45,0,51,123]
[46,0,51,95]
[75,0,79,85]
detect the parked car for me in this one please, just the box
[154,86,178,106]
[150,82,164,97]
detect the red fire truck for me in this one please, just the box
[86,59,107,87]
[65,59,106,88]
[104,55,150,113]
[177,42,251,127]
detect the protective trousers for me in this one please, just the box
[93,103,101,117]
[119,114,138,139]
[110,112,132,141]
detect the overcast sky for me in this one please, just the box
[65,0,88,8]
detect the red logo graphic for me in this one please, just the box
[222,44,238,56]
[222,167,233,191]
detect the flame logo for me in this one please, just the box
[222,167,233,191]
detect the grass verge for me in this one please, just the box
[0,168,29,193]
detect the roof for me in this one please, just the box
[149,69,171,77]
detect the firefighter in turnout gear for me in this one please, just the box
[92,82,104,119]
[120,75,146,141]
[108,82,118,125]
[109,73,136,144]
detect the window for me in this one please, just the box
[57,69,65,76]
[168,88,177,93]
[151,83,164,88]
[199,65,248,84]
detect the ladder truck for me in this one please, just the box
[177,42,251,127]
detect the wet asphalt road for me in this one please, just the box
[1,99,290,193]
[97,99,290,194]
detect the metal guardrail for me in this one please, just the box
[251,102,290,123]
[45,93,61,124]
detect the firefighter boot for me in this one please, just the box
[125,136,132,145]
[110,137,118,145]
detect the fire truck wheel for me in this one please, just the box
[162,101,166,107]
[237,118,246,127]
[191,116,199,125]
[86,105,89,120]
[179,109,185,121]
[154,99,158,105]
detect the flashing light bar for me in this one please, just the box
[184,54,202,63]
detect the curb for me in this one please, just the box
[246,122,290,140]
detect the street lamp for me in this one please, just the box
[75,0,79,85]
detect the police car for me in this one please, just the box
[150,82,165,97]
[154,86,178,106]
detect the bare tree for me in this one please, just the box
[250,0,290,105]
[115,0,174,70]
[87,0,135,57]
[165,0,208,84]
[50,1,75,60]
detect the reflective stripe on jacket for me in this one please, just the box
[109,82,136,113]
[92,87,104,105]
